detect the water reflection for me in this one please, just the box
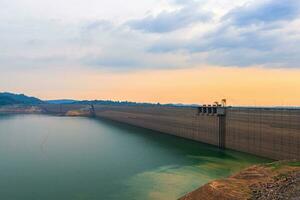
[0,114,270,200]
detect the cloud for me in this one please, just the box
[148,0,300,68]
[223,0,300,26]
[82,55,140,69]
[1,0,300,73]
[127,1,212,33]
[84,20,113,31]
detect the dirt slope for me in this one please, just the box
[180,160,300,200]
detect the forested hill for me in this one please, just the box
[0,92,44,105]
[0,92,198,107]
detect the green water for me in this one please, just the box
[0,114,270,200]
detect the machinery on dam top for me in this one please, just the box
[197,99,227,116]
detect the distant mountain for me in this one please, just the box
[75,100,157,106]
[0,92,197,107]
[74,100,197,107]
[45,99,78,104]
[0,92,44,105]
[165,103,200,107]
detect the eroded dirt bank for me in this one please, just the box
[0,104,90,116]
[179,160,300,200]
[0,105,43,114]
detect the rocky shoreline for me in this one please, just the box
[250,167,300,199]
[179,160,300,200]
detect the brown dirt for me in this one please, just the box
[0,105,43,114]
[179,160,300,200]
[65,110,90,116]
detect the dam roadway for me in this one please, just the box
[39,104,300,160]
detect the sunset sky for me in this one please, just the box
[1,0,300,106]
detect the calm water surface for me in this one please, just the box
[0,114,270,200]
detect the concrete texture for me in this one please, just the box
[93,105,220,146]
[92,105,300,160]
[226,108,300,160]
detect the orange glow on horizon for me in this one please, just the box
[5,66,300,106]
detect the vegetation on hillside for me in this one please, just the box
[0,92,43,105]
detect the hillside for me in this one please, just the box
[0,92,44,105]
[0,92,199,108]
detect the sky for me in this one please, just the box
[1,0,300,105]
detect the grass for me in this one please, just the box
[263,160,300,170]
[287,161,300,167]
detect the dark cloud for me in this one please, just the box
[127,3,211,33]
[204,43,300,68]
[223,0,300,26]
[190,25,279,52]
[148,0,300,68]
[2,0,300,72]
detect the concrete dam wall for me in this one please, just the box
[36,104,300,160]
[225,108,300,160]
[91,105,300,160]
[93,105,220,146]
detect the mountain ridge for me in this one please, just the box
[0,92,44,105]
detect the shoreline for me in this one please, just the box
[179,160,300,200]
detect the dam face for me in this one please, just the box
[38,104,300,160]
[225,108,300,160]
[91,105,300,160]
[94,105,220,146]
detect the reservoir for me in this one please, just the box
[0,114,270,200]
